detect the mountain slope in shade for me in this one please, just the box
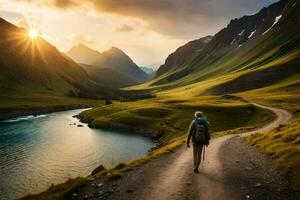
[141,67,156,74]
[66,44,149,86]
[148,0,299,95]
[156,35,212,77]
[0,18,115,99]
[80,63,141,88]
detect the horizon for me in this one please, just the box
[0,0,278,68]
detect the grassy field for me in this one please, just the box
[248,117,300,190]
[0,94,104,120]
[79,95,275,143]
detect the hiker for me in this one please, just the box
[187,111,210,173]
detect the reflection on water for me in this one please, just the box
[0,109,153,200]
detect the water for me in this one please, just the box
[0,109,154,200]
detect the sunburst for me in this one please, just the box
[28,29,39,39]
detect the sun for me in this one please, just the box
[28,29,39,39]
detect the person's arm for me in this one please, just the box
[204,121,210,140]
[187,120,195,147]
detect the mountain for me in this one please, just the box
[150,0,300,95]
[156,35,212,77]
[79,63,142,88]
[66,44,149,87]
[140,67,156,74]
[0,18,115,99]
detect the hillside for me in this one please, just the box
[0,18,118,99]
[142,0,299,97]
[156,35,212,77]
[80,63,141,88]
[67,44,149,87]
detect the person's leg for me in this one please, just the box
[193,143,198,170]
[193,144,203,173]
[197,144,203,169]
[193,143,202,172]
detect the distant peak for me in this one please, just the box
[109,46,123,52]
[76,43,91,49]
[104,46,126,55]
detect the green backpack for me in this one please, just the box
[194,122,206,143]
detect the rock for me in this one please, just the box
[235,160,240,163]
[246,195,250,199]
[254,183,262,188]
[245,167,253,171]
[91,165,106,175]
[77,124,84,127]
[97,183,103,187]
[72,193,78,197]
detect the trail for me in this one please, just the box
[79,104,299,200]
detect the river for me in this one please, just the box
[0,109,154,200]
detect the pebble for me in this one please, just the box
[246,195,250,199]
[97,183,103,187]
[254,183,262,188]
[72,193,78,197]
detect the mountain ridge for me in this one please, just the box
[66,44,149,87]
[146,0,299,96]
[0,18,117,99]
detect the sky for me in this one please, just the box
[0,0,278,68]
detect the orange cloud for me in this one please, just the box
[115,24,134,32]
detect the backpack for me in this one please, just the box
[193,122,206,143]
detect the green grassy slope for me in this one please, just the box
[132,0,299,97]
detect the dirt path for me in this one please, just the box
[77,104,299,200]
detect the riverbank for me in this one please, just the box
[0,108,153,200]
[0,96,104,121]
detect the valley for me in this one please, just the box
[0,0,299,199]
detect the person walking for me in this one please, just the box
[187,111,210,173]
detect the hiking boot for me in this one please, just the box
[194,169,200,173]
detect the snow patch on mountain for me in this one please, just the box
[230,38,236,45]
[248,30,256,39]
[203,37,212,44]
[238,29,245,36]
[263,14,282,35]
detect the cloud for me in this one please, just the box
[19,0,77,9]
[68,33,94,45]
[18,0,278,38]
[115,24,134,32]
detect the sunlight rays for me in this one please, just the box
[4,21,47,64]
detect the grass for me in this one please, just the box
[248,117,300,190]
[79,96,275,143]
[21,177,88,200]
[0,94,104,120]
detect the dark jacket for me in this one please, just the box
[187,117,210,144]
